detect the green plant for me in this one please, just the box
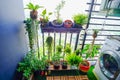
[82,44,100,59]
[17,51,36,79]
[25,2,43,10]
[66,53,83,66]
[54,0,65,23]
[25,18,39,51]
[56,45,63,53]
[72,13,88,26]
[46,36,53,60]
[64,44,72,54]
[74,49,81,56]
[25,2,43,20]
[40,9,52,23]
[81,29,100,59]
[52,53,62,64]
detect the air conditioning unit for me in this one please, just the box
[100,0,120,17]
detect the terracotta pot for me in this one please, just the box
[79,60,90,72]
[64,20,73,28]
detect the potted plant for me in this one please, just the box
[79,29,100,73]
[64,19,73,28]
[52,53,62,69]
[61,61,68,69]
[51,0,65,27]
[33,56,48,77]
[17,51,36,80]
[40,9,52,27]
[56,45,68,69]
[25,2,43,20]
[66,53,83,69]
[46,36,53,61]
[72,13,88,28]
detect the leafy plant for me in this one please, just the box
[25,2,43,11]
[17,51,36,79]
[74,49,81,56]
[40,9,52,23]
[82,44,100,59]
[25,2,43,19]
[66,53,83,66]
[64,44,72,54]
[81,29,100,59]
[56,45,63,53]
[72,14,88,26]
[52,52,62,65]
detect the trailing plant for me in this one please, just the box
[25,18,39,52]
[46,36,53,61]
[25,2,43,20]
[72,13,88,26]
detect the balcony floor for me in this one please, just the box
[47,75,88,80]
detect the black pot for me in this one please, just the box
[73,23,82,28]
[54,65,60,69]
[34,70,40,76]
[62,64,67,69]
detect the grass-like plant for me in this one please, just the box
[72,14,88,26]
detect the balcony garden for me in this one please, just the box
[17,0,120,79]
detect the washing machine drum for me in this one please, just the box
[99,50,120,79]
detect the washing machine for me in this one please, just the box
[93,36,120,80]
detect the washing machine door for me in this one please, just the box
[99,50,120,79]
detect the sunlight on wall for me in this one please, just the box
[23,0,88,21]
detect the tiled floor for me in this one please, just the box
[47,75,89,80]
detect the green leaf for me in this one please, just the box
[42,9,47,16]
